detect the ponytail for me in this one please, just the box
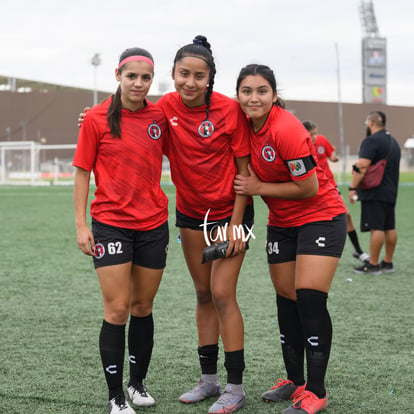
[107,47,154,138]
[107,88,122,138]
[275,96,285,109]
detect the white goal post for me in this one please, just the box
[0,141,77,185]
[0,141,172,186]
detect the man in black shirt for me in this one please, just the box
[348,111,401,274]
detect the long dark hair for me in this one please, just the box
[236,64,285,108]
[107,47,154,138]
[173,35,216,120]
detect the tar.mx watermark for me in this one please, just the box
[199,209,255,246]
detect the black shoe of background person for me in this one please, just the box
[380,260,395,273]
[353,262,382,275]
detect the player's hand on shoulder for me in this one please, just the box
[77,106,91,128]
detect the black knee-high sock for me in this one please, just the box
[348,230,362,254]
[128,314,154,385]
[99,320,126,400]
[224,349,245,385]
[296,289,332,398]
[198,344,219,375]
[276,294,305,385]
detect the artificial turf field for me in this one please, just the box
[0,182,413,413]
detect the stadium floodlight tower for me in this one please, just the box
[91,53,102,106]
[359,0,387,103]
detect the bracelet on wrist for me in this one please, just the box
[348,187,357,191]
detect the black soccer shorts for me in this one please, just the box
[266,213,347,264]
[91,219,169,269]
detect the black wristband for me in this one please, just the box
[349,187,357,191]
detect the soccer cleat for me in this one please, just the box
[261,379,306,402]
[208,385,246,414]
[108,394,136,414]
[179,379,221,403]
[353,262,382,275]
[127,383,155,407]
[282,390,327,414]
[380,260,395,273]
[352,251,369,263]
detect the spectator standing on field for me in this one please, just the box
[349,111,401,275]
[303,120,369,264]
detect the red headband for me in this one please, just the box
[118,55,154,69]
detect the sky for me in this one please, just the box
[1,0,413,106]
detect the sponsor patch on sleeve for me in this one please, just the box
[285,155,316,177]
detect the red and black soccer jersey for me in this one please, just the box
[73,97,169,231]
[314,135,337,186]
[157,91,251,220]
[249,105,346,227]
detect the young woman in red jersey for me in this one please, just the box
[234,64,347,414]
[73,48,169,414]
[157,36,252,414]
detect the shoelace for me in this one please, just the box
[187,381,203,393]
[270,378,292,390]
[113,394,128,408]
[193,381,213,393]
[217,391,236,406]
[132,383,148,397]
[292,390,320,409]
[215,390,243,407]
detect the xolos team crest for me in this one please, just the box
[198,120,214,138]
[147,122,162,140]
[94,243,105,259]
[261,144,276,162]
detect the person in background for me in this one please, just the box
[348,111,400,274]
[73,48,169,414]
[234,64,347,414]
[158,35,252,414]
[303,120,369,264]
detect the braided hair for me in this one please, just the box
[107,47,154,138]
[173,35,216,120]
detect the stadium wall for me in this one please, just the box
[0,87,413,169]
